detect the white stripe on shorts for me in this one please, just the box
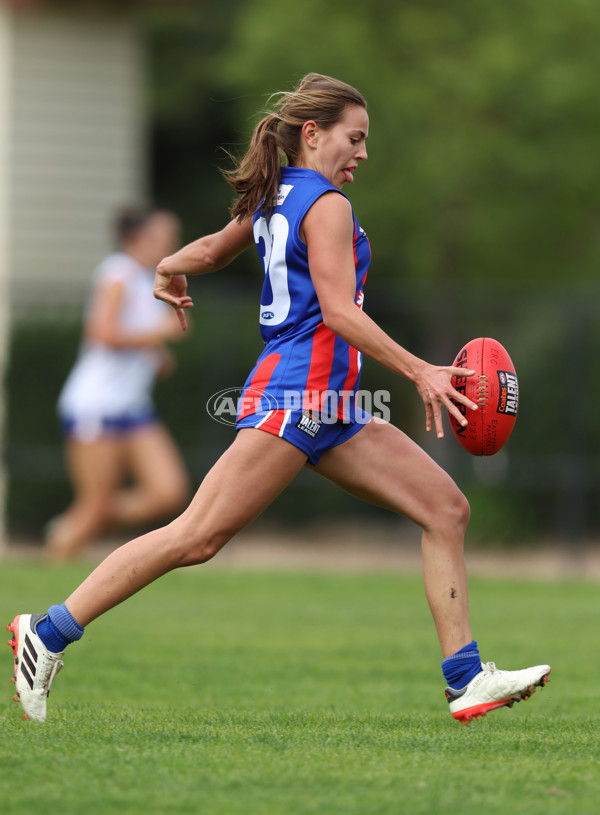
[255,411,274,428]
[279,409,292,437]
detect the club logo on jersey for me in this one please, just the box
[296,411,322,438]
[496,371,519,416]
[274,183,294,206]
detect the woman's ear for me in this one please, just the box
[301,120,319,149]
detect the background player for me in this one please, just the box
[44,207,190,561]
[9,74,549,723]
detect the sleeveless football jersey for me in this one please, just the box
[237,167,371,427]
[58,252,169,424]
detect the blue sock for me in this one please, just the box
[442,640,482,689]
[36,603,85,653]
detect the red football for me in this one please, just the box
[449,337,519,456]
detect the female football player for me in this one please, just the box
[8,74,550,723]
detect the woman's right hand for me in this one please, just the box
[153,270,194,331]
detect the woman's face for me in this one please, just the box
[300,104,369,189]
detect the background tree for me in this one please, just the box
[6,0,600,541]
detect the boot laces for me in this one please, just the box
[43,658,64,695]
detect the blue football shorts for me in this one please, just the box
[236,407,372,465]
[59,408,158,442]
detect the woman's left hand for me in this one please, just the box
[413,362,478,439]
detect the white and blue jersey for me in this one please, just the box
[58,252,169,441]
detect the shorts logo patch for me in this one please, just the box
[497,370,519,416]
[296,411,322,438]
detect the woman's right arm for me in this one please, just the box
[153,218,254,330]
[157,218,255,277]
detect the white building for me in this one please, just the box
[0,0,164,551]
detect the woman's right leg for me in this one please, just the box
[64,429,307,626]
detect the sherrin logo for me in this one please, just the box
[451,347,469,437]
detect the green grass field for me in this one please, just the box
[1,560,598,814]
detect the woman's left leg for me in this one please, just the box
[311,418,471,658]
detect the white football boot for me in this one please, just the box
[7,613,64,722]
[446,661,551,724]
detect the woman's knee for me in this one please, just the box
[164,517,233,567]
[438,486,470,537]
[421,481,470,539]
[452,488,471,533]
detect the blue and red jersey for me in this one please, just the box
[237,166,371,426]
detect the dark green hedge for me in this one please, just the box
[4,281,599,544]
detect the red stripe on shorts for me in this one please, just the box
[257,409,288,436]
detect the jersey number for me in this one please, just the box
[254,214,291,327]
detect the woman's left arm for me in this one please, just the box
[303,193,477,438]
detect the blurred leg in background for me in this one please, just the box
[44,422,189,562]
[111,423,190,528]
